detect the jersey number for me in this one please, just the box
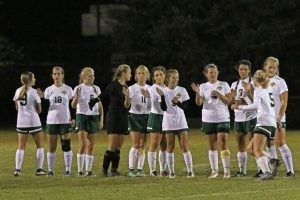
[20,94,27,106]
[268,93,275,107]
[54,96,62,104]
[141,96,147,103]
[238,89,243,98]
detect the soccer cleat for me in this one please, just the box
[187,172,195,178]
[36,169,47,176]
[127,170,137,177]
[47,171,54,176]
[65,171,71,176]
[223,172,231,179]
[236,172,246,178]
[284,171,295,178]
[101,169,108,177]
[85,171,94,176]
[208,171,219,179]
[253,170,264,178]
[256,172,274,181]
[159,170,168,177]
[150,171,158,177]
[111,170,121,177]
[14,169,20,177]
[77,171,84,177]
[169,172,176,179]
[270,158,281,176]
[136,170,147,177]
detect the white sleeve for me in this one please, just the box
[231,82,236,90]
[278,79,288,94]
[129,86,133,98]
[181,88,190,102]
[34,91,41,104]
[44,88,50,100]
[199,84,204,97]
[68,87,74,100]
[239,90,260,110]
[224,82,231,94]
[13,89,19,101]
[72,86,78,97]
[96,86,101,96]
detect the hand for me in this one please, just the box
[122,87,130,97]
[242,81,251,97]
[71,119,76,127]
[141,88,150,98]
[172,96,179,105]
[276,117,282,129]
[211,90,220,98]
[75,87,81,98]
[37,88,44,98]
[230,88,237,99]
[191,83,200,94]
[231,103,239,110]
[156,87,164,96]
[135,104,141,111]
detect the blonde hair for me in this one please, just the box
[264,56,280,75]
[18,71,34,100]
[52,66,65,83]
[79,67,94,84]
[112,64,131,81]
[254,70,269,88]
[203,63,219,76]
[165,69,179,86]
[135,65,150,82]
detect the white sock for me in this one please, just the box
[137,149,145,170]
[159,150,167,172]
[208,150,218,172]
[15,149,24,170]
[221,150,230,173]
[263,151,272,159]
[64,150,73,172]
[256,156,270,173]
[167,152,175,174]
[237,151,247,174]
[147,151,157,173]
[183,151,193,173]
[129,147,138,170]
[279,144,294,173]
[266,145,277,159]
[85,155,94,172]
[77,153,85,172]
[36,148,44,170]
[47,152,56,172]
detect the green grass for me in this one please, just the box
[0,129,299,200]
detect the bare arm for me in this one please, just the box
[71,87,81,109]
[278,91,288,122]
[15,102,18,111]
[98,101,104,129]
[211,91,230,105]
[123,87,131,109]
[191,83,204,106]
[35,103,42,114]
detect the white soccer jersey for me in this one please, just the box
[269,75,288,122]
[45,84,73,124]
[13,87,42,128]
[199,81,230,123]
[231,78,257,122]
[72,84,101,115]
[162,86,189,131]
[148,84,165,115]
[239,87,276,127]
[129,83,151,114]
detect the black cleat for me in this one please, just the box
[270,158,281,176]
[236,172,246,178]
[14,169,20,177]
[253,170,264,178]
[111,170,121,177]
[285,171,295,178]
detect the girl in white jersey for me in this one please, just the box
[13,71,46,176]
[145,66,168,177]
[127,65,151,177]
[232,70,277,180]
[44,67,74,176]
[264,57,294,177]
[229,60,257,177]
[156,69,194,178]
[71,67,104,176]
[191,64,231,178]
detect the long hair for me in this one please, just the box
[135,65,150,82]
[151,65,166,84]
[264,56,280,76]
[165,69,179,86]
[79,67,94,84]
[112,64,131,81]
[18,71,34,100]
[254,70,269,89]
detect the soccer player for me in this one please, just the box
[191,64,231,178]
[71,67,104,176]
[44,66,74,176]
[229,60,257,177]
[232,70,277,180]
[157,69,194,178]
[13,71,46,176]
[146,66,168,177]
[264,57,295,177]
[127,65,151,177]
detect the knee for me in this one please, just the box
[180,143,189,153]
[220,149,230,158]
[61,139,71,152]
[167,144,175,152]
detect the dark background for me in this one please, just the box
[1,0,299,128]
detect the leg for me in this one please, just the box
[178,132,194,176]
[165,133,175,177]
[85,134,96,174]
[217,132,230,177]
[128,132,140,172]
[32,132,45,173]
[47,134,58,173]
[207,134,218,175]
[147,132,161,175]
[15,133,28,173]
[253,134,270,174]
[61,133,73,174]
[137,133,147,171]
[236,132,248,175]
[77,131,87,174]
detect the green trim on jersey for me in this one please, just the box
[75,114,99,134]
[46,124,72,135]
[147,113,163,134]
[234,118,257,133]
[201,122,230,135]
[164,129,189,135]
[16,126,42,135]
[253,126,276,140]
[128,113,149,133]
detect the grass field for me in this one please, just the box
[0,129,299,200]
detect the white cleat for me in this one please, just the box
[187,172,195,178]
[169,172,176,179]
[223,172,231,179]
[208,171,219,179]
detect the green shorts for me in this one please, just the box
[75,114,99,134]
[234,118,257,133]
[128,113,149,133]
[278,122,286,129]
[46,124,72,135]
[164,129,189,135]
[253,126,276,140]
[201,122,230,135]
[16,126,43,135]
[147,113,163,134]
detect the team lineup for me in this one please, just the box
[12,56,295,180]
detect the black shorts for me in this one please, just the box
[106,109,129,135]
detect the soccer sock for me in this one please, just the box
[148,151,157,173]
[111,150,120,171]
[47,152,55,172]
[263,151,272,159]
[167,152,175,174]
[266,145,277,159]
[159,150,167,172]
[208,150,218,172]
[256,156,271,173]
[129,147,138,170]
[137,149,145,170]
[77,153,85,172]
[85,154,94,172]
[221,150,230,174]
[36,148,44,170]
[237,151,247,174]
[64,150,73,172]
[279,144,294,173]
[183,151,193,173]
[102,150,114,172]
[15,149,24,170]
